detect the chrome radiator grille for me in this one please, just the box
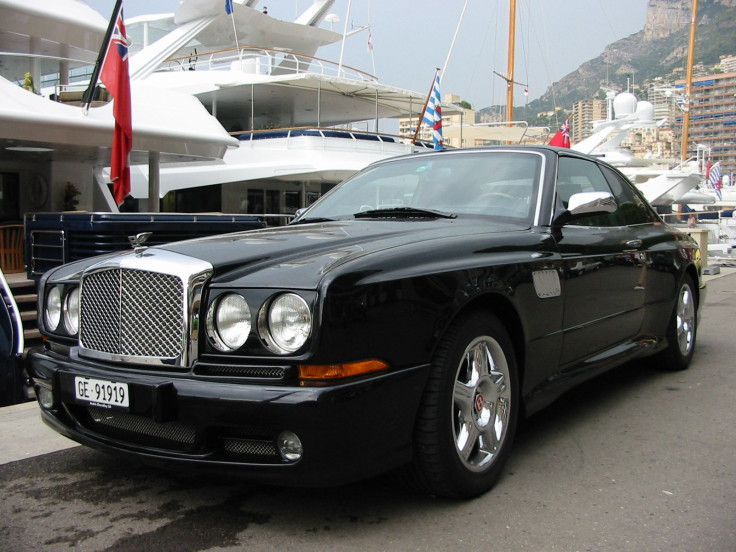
[80,268,185,359]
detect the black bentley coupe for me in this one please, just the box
[28,146,704,498]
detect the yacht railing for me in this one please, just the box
[231,126,434,151]
[162,46,378,83]
[0,52,96,91]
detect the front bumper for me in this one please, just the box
[28,345,430,486]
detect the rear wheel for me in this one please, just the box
[658,275,697,371]
[409,312,519,498]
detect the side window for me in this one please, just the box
[557,157,621,226]
[600,165,658,225]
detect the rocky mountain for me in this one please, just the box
[479,0,736,122]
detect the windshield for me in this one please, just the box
[298,151,542,222]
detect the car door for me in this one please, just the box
[598,164,679,310]
[555,156,646,366]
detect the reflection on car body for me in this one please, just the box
[1,268,26,406]
[29,146,704,498]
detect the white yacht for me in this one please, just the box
[572,91,736,254]
[119,0,431,217]
[573,91,707,208]
[0,0,238,218]
[1,0,431,221]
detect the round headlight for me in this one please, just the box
[63,287,80,334]
[45,286,62,331]
[207,293,251,351]
[266,293,312,353]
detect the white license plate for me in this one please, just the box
[74,377,129,409]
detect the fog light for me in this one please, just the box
[38,386,55,409]
[277,431,303,462]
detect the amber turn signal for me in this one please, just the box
[298,359,389,380]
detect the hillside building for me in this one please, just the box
[646,80,679,123]
[398,94,476,147]
[720,55,736,73]
[674,71,736,182]
[571,99,607,143]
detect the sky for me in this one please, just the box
[83,0,650,111]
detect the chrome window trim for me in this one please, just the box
[77,249,213,368]
[0,270,24,356]
[426,148,547,226]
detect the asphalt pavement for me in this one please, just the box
[1,268,735,552]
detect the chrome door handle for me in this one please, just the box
[625,239,643,249]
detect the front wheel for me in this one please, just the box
[408,312,519,498]
[657,275,697,371]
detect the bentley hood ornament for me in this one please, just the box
[128,232,153,255]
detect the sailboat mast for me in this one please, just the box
[681,0,698,162]
[506,0,517,122]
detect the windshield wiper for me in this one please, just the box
[353,207,456,219]
[290,217,337,225]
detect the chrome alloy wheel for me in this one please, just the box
[452,336,512,472]
[676,282,696,356]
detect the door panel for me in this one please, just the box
[557,225,645,365]
[555,156,647,365]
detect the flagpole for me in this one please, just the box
[681,0,698,164]
[81,0,124,115]
[441,0,469,79]
[412,68,440,145]
[506,0,517,123]
[228,1,241,62]
[338,0,353,77]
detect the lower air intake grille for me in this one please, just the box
[195,364,289,379]
[85,406,196,451]
[223,438,279,458]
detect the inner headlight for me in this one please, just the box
[63,287,80,334]
[45,286,62,331]
[263,293,312,354]
[207,293,251,352]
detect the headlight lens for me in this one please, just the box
[265,293,312,353]
[207,293,251,351]
[63,287,80,334]
[45,286,62,331]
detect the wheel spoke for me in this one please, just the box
[489,369,506,395]
[473,343,491,379]
[494,397,509,441]
[457,422,480,461]
[474,399,509,467]
[454,379,475,414]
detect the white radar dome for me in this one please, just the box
[613,92,637,119]
[635,101,655,123]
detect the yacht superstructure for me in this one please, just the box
[0,0,237,217]
[120,0,431,216]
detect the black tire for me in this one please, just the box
[408,311,519,499]
[657,274,697,371]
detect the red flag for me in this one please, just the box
[549,120,570,148]
[100,9,132,206]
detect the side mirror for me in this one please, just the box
[553,192,617,227]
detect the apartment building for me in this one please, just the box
[674,71,736,180]
[571,98,607,143]
[398,94,476,148]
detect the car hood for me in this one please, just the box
[157,219,528,289]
